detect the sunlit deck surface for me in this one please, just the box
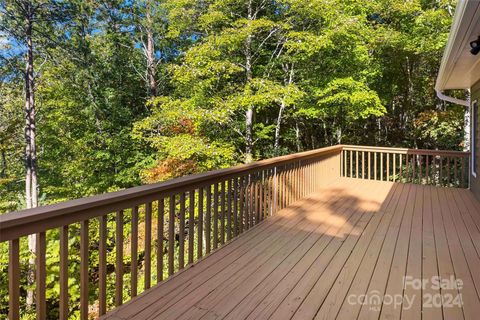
[104,177,480,320]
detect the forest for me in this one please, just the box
[0,0,466,318]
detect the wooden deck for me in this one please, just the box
[104,178,480,320]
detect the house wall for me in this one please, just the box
[471,79,480,201]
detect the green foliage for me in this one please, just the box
[0,69,24,212]
[133,96,236,182]
[414,107,465,150]
[315,78,385,120]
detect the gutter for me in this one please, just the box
[434,0,474,107]
[435,89,470,107]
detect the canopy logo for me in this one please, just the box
[347,276,463,311]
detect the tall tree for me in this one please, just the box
[131,0,170,97]
[0,0,71,307]
[168,0,284,162]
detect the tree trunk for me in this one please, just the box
[1,150,6,178]
[274,101,286,155]
[245,106,254,163]
[244,0,254,164]
[335,127,342,144]
[274,65,294,155]
[145,1,157,97]
[295,121,301,152]
[322,121,328,145]
[24,3,38,308]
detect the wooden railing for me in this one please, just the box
[0,145,341,320]
[341,145,470,188]
[0,144,471,319]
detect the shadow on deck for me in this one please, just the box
[103,177,480,320]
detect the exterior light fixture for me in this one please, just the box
[471,36,480,55]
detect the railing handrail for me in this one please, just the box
[0,145,343,242]
[0,144,470,241]
[342,145,470,157]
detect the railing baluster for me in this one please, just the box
[213,183,219,248]
[368,152,372,180]
[454,157,458,186]
[340,150,343,177]
[350,150,353,178]
[380,153,384,181]
[275,166,282,212]
[362,151,365,179]
[297,165,301,200]
[179,193,185,269]
[220,181,226,244]
[168,195,175,275]
[247,175,253,227]
[386,153,390,181]
[115,210,124,306]
[284,166,291,208]
[260,170,270,215]
[197,188,204,259]
[426,155,429,185]
[36,232,46,319]
[356,151,359,178]
[189,189,195,264]
[419,155,423,184]
[295,163,299,201]
[59,225,68,319]
[279,169,284,209]
[399,154,403,182]
[271,169,275,211]
[245,175,250,228]
[205,186,211,254]
[294,164,297,200]
[239,177,245,234]
[287,166,292,204]
[373,151,378,181]
[406,154,410,183]
[393,153,396,182]
[251,174,255,220]
[233,178,239,236]
[248,174,251,224]
[80,220,89,320]
[131,206,138,297]
[99,215,107,315]
[439,156,443,186]
[260,172,265,220]
[447,157,451,187]
[412,154,416,183]
[253,174,257,224]
[227,180,232,240]
[145,202,152,288]
[255,173,260,222]
[252,174,256,223]
[300,165,304,198]
[8,238,20,320]
[245,176,249,227]
[157,199,164,282]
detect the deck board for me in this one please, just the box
[103,178,480,320]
